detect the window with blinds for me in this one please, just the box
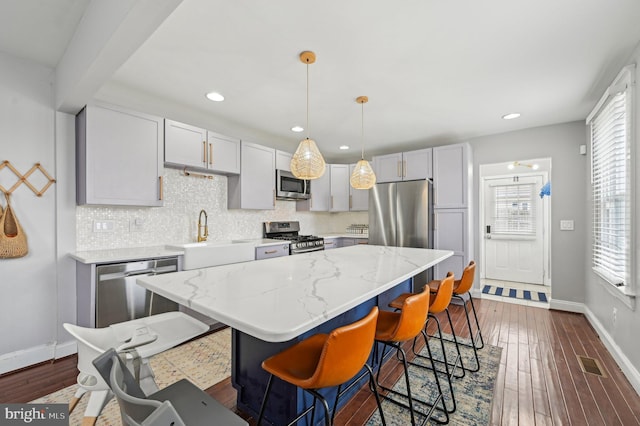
[492,183,536,235]
[589,67,632,287]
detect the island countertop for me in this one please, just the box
[137,245,452,342]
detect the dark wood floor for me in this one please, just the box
[2,298,640,425]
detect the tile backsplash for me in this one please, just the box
[76,168,368,251]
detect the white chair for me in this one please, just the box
[93,348,248,426]
[64,311,209,426]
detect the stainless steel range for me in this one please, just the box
[263,221,325,254]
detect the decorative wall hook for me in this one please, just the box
[0,161,56,197]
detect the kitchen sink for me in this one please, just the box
[166,241,255,270]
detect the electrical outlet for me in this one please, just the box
[130,217,144,232]
[613,307,617,325]
[93,220,115,232]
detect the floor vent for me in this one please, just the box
[577,355,606,377]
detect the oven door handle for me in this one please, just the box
[293,246,325,254]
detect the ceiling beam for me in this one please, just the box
[55,0,184,114]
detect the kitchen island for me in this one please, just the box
[137,245,453,424]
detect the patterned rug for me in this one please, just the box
[482,284,549,303]
[31,328,231,425]
[366,334,502,425]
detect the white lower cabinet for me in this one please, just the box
[323,238,339,250]
[228,141,276,210]
[256,244,290,260]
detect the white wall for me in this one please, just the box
[0,52,77,373]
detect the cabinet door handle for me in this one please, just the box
[403,160,407,177]
[331,196,334,209]
[264,250,277,254]
[397,161,402,177]
[273,189,276,207]
[202,141,207,164]
[349,195,352,209]
[158,176,164,201]
[209,143,213,165]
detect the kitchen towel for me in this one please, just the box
[0,192,28,258]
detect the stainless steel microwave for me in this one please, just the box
[276,169,310,200]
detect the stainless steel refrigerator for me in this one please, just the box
[369,180,434,286]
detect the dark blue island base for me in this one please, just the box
[231,278,412,426]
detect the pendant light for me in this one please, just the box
[290,51,326,180]
[350,96,376,189]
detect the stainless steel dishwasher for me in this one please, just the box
[95,257,179,328]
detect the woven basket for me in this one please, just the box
[0,194,28,258]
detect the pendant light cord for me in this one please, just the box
[306,61,310,140]
[361,101,365,160]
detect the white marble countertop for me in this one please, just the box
[70,246,185,264]
[70,239,286,264]
[137,245,452,342]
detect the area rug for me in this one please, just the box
[366,334,502,425]
[482,284,548,303]
[31,327,231,425]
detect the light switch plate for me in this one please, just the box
[560,220,574,231]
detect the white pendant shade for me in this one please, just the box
[291,138,326,179]
[350,159,376,189]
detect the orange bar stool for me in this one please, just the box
[257,307,385,426]
[375,286,449,425]
[388,273,461,415]
[431,260,483,372]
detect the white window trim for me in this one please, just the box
[587,64,636,305]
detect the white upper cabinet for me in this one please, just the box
[76,104,164,206]
[164,119,240,175]
[433,143,470,208]
[276,150,292,172]
[297,165,330,212]
[207,131,240,174]
[349,163,369,211]
[373,148,432,183]
[228,141,276,210]
[330,164,350,212]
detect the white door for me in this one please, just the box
[484,175,545,284]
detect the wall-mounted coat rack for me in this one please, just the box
[0,161,56,196]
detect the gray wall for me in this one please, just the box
[465,121,588,302]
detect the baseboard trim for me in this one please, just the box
[549,299,585,313]
[583,305,640,396]
[0,340,77,375]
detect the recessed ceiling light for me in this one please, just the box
[502,112,521,120]
[507,163,515,170]
[205,92,225,102]
[532,164,540,170]
[339,145,350,150]
[291,126,304,132]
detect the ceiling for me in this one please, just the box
[3,0,640,162]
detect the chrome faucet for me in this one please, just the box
[197,209,208,242]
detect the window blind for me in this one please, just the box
[492,183,536,235]
[590,90,629,286]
